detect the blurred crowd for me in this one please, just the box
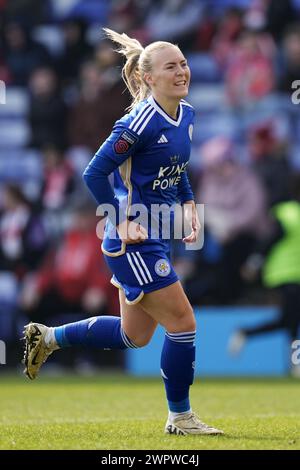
[1,0,300,368]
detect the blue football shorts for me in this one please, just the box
[104,244,178,304]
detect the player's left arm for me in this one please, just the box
[182,199,201,244]
[177,171,200,243]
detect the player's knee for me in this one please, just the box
[178,317,196,333]
[167,306,196,333]
[128,332,153,348]
[132,337,151,348]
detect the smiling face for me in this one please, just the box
[144,45,190,101]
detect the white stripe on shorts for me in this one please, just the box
[126,252,143,286]
[136,251,153,282]
[131,252,149,284]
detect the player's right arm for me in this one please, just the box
[83,122,147,243]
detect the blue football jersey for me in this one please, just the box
[84,95,195,256]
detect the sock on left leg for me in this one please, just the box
[160,330,196,413]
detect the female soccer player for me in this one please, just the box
[23,29,223,436]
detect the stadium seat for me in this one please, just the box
[33,26,65,56]
[192,111,239,145]
[189,83,226,112]
[290,144,300,170]
[186,53,222,83]
[50,0,110,23]
[0,149,42,201]
[0,88,30,148]
[0,87,29,117]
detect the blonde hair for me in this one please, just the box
[103,28,179,110]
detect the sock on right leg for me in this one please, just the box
[53,316,138,350]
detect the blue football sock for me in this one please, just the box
[161,331,196,413]
[54,316,138,350]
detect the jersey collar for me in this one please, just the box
[147,95,183,127]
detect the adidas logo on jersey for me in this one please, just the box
[157,134,168,143]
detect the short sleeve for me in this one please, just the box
[92,121,141,170]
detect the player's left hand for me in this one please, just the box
[182,200,201,243]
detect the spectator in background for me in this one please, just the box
[93,38,131,121]
[20,202,118,323]
[3,21,52,86]
[38,144,78,238]
[248,122,292,208]
[212,6,245,68]
[0,0,6,15]
[40,144,76,212]
[265,0,297,43]
[4,0,48,28]
[189,137,270,303]
[67,60,104,152]
[108,0,145,40]
[278,23,300,93]
[0,17,11,84]
[225,30,275,107]
[144,0,203,51]
[229,176,300,376]
[28,67,66,149]
[0,10,9,82]
[57,19,93,87]
[68,58,130,152]
[0,183,48,278]
[0,51,11,84]
[93,38,122,87]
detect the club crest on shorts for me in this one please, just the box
[155,259,171,277]
[114,129,138,154]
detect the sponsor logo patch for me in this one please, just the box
[114,130,138,154]
[155,259,171,277]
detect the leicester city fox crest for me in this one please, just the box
[155,259,171,277]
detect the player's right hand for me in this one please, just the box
[117,220,148,244]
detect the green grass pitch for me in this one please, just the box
[0,374,299,450]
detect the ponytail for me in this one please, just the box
[103,28,149,110]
